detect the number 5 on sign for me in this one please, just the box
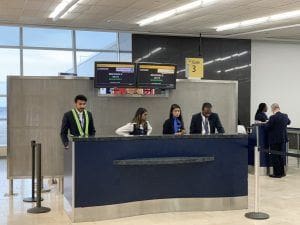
[185,58,204,79]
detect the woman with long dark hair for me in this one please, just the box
[115,107,152,136]
[255,103,268,122]
[163,104,185,135]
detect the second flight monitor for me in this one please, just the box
[137,63,177,89]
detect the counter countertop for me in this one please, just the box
[72,133,247,142]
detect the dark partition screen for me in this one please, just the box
[132,34,251,126]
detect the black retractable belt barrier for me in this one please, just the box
[260,148,300,158]
[23,141,43,203]
[27,143,51,214]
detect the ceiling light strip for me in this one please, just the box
[216,10,300,32]
[138,0,218,27]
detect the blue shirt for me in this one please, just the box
[173,117,182,133]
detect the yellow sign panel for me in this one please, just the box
[185,58,204,79]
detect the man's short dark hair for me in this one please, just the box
[74,95,87,103]
[202,102,212,110]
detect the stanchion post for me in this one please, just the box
[286,141,289,173]
[297,134,300,168]
[245,125,269,220]
[24,141,37,202]
[27,143,50,214]
[4,178,18,197]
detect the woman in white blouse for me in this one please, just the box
[115,108,152,136]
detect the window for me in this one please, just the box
[0,48,20,95]
[120,53,132,62]
[0,26,19,46]
[76,51,118,76]
[119,33,132,51]
[0,97,7,120]
[23,50,73,76]
[0,26,132,147]
[76,31,118,50]
[0,97,7,146]
[23,27,72,48]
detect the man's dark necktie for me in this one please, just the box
[204,118,209,134]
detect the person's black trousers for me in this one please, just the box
[270,143,285,176]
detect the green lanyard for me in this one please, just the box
[71,109,89,136]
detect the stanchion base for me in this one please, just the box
[245,212,270,220]
[27,206,51,214]
[23,197,44,202]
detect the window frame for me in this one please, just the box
[0,25,132,147]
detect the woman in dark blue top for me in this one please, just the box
[163,104,185,135]
[255,103,268,122]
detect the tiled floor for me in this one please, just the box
[0,158,300,225]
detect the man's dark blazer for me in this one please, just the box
[60,110,96,146]
[163,118,185,134]
[190,112,225,134]
[266,112,290,144]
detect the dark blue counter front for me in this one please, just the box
[64,135,248,209]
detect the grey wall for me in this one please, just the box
[8,76,237,178]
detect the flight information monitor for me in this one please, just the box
[136,63,177,89]
[94,62,136,88]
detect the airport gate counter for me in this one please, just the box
[64,134,248,222]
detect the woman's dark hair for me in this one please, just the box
[256,103,267,115]
[169,104,184,127]
[132,107,148,125]
[74,94,87,103]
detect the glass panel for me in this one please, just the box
[23,27,72,48]
[23,49,73,76]
[119,53,132,62]
[0,26,19,46]
[0,120,6,147]
[0,97,7,146]
[119,32,132,51]
[76,31,117,50]
[0,97,6,120]
[0,48,20,95]
[76,51,118,77]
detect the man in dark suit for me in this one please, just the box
[266,103,290,178]
[60,95,96,149]
[190,102,225,134]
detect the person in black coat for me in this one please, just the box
[266,103,291,178]
[255,103,268,122]
[190,102,225,134]
[60,95,96,148]
[163,104,186,135]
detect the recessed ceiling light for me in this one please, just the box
[216,10,300,32]
[137,0,219,27]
